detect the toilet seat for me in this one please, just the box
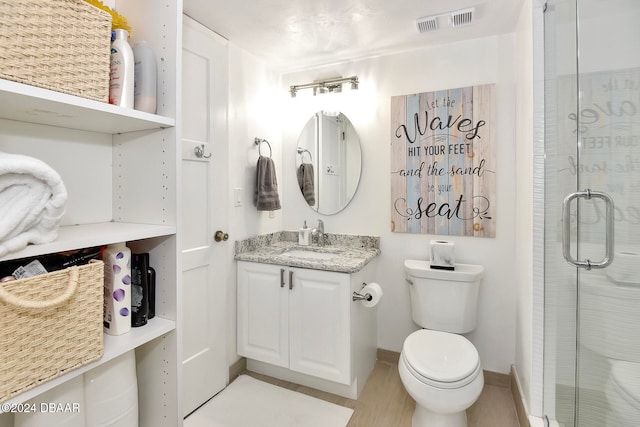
[609,361,640,411]
[402,329,481,390]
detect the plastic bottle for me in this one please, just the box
[109,29,134,108]
[133,40,157,113]
[147,264,156,319]
[102,242,132,336]
[131,252,150,327]
[298,220,310,246]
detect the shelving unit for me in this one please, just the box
[0,1,182,425]
[0,222,176,262]
[2,317,176,406]
[0,79,175,134]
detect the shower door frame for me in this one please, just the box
[541,0,640,425]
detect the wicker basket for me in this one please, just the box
[0,0,112,102]
[0,260,105,403]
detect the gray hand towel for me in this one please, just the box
[296,163,315,206]
[254,156,281,211]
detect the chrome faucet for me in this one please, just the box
[311,219,325,246]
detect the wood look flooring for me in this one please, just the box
[243,360,521,427]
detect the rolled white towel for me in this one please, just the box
[0,152,67,257]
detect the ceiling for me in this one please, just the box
[183,0,525,72]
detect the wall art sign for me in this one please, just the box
[554,68,640,236]
[390,84,496,237]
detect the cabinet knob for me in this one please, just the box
[214,230,229,242]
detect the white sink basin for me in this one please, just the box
[280,249,337,260]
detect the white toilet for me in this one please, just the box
[399,260,485,427]
[605,360,640,427]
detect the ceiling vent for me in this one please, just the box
[416,15,439,33]
[451,8,474,28]
[416,7,475,33]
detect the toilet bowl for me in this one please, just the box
[399,330,484,427]
[581,274,640,362]
[400,260,485,427]
[605,360,640,427]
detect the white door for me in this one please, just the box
[181,16,229,416]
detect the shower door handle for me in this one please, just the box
[562,189,614,270]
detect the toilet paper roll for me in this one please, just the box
[14,376,85,427]
[606,251,640,285]
[84,350,138,427]
[430,240,455,270]
[360,282,383,308]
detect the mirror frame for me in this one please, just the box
[295,111,362,215]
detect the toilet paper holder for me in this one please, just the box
[352,283,373,302]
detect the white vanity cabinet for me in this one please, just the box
[0,1,182,425]
[237,259,378,398]
[237,262,291,368]
[289,266,351,383]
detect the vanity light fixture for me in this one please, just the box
[290,76,359,98]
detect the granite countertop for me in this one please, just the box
[234,231,380,273]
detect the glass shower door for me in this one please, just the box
[544,0,640,426]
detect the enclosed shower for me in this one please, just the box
[543,0,640,425]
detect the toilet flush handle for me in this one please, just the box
[406,277,414,285]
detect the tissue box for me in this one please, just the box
[430,240,455,270]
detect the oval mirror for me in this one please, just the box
[295,111,362,215]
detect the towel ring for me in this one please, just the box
[255,137,272,157]
[297,148,312,163]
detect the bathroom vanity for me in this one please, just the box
[235,232,380,399]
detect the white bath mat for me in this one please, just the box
[184,375,353,427]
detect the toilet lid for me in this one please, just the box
[402,329,480,384]
[610,361,640,411]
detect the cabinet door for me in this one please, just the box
[237,261,289,367]
[288,268,351,384]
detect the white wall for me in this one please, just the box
[514,0,536,416]
[226,44,283,365]
[279,34,518,374]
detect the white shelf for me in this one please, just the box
[0,222,176,262]
[0,79,175,134]
[0,1,182,422]
[3,317,176,406]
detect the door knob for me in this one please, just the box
[214,230,229,242]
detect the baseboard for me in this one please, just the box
[484,369,511,388]
[511,365,531,427]
[377,348,400,364]
[229,357,247,382]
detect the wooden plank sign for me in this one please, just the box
[390,84,496,237]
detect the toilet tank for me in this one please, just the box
[404,260,484,333]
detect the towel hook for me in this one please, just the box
[255,137,272,157]
[194,143,212,159]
